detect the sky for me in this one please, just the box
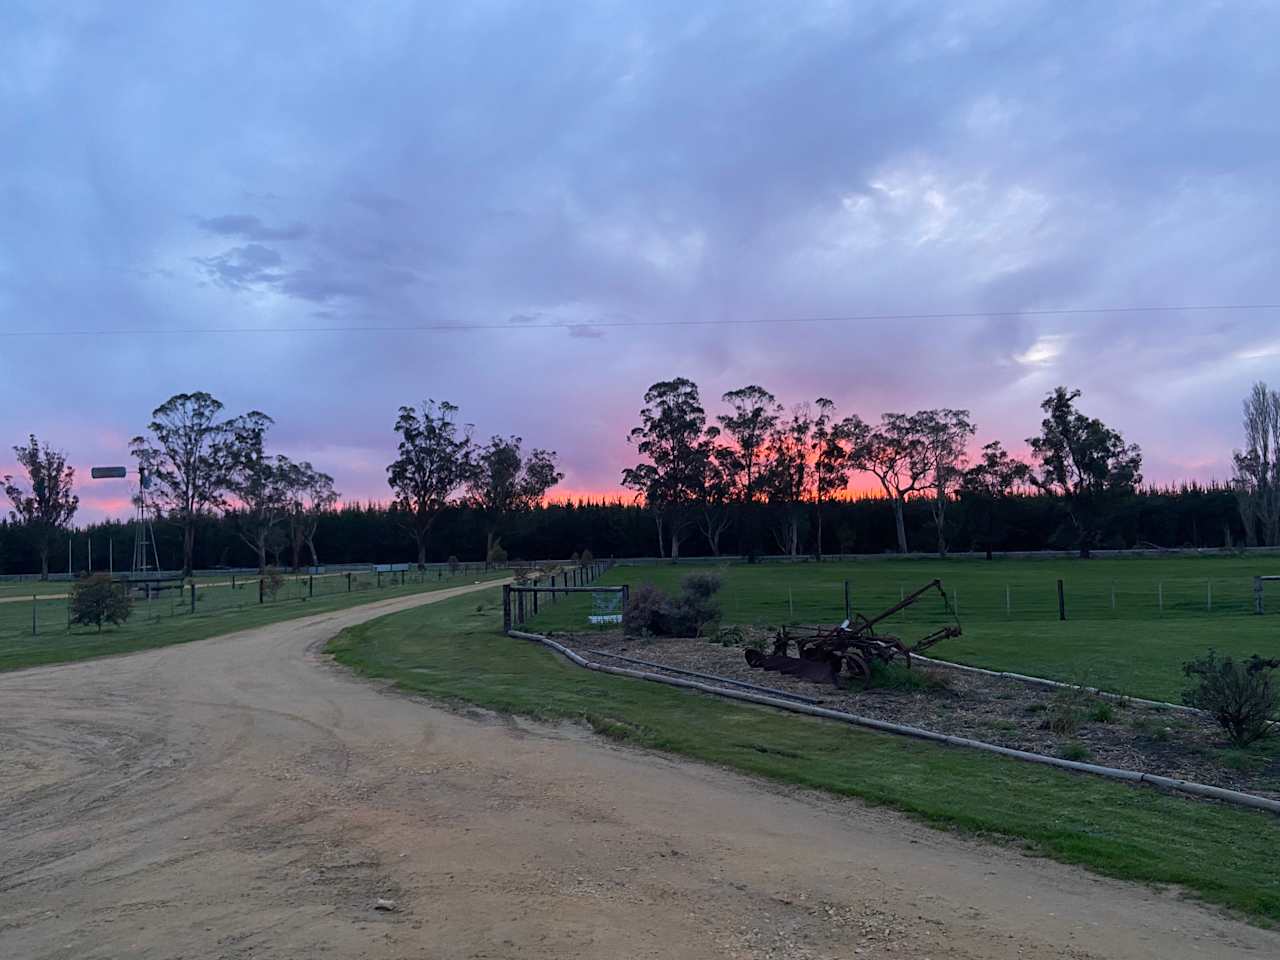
[2,1,1279,522]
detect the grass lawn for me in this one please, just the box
[523,557,1280,701]
[0,570,507,671]
[327,586,1280,926]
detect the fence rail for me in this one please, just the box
[502,561,617,633]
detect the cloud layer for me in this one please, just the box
[2,1,1279,518]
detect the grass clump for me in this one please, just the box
[856,660,951,693]
[1060,741,1093,762]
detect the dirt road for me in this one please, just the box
[1,582,1275,960]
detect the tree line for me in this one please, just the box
[3,382,1279,578]
[620,378,1143,561]
[2,391,562,578]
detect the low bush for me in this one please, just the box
[70,574,132,631]
[262,568,285,600]
[624,583,669,635]
[714,625,746,647]
[1088,701,1115,724]
[1182,649,1280,747]
[1060,741,1092,763]
[857,660,951,693]
[623,574,723,638]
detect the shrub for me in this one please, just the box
[1088,701,1115,723]
[1182,649,1280,747]
[262,568,285,599]
[623,576,723,638]
[624,583,669,636]
[70,574,132,631]
[681,572,722,599]
[487,542,508,564]
[857,660,951,693]
[714,625,746,647]
[1060,741,1092,762]
[580,548,593,566]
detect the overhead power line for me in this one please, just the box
[2,302,1278,338]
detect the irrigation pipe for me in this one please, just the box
[581,648,824,704]
[509,630,1280,816]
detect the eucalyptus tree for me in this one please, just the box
[848,412,932,554]
[1231,381,1280,546]
[916,408,976,557]
[716,385,781,559]
[387,400,475,567]
[130,392,239,576]
[621,378,709,559]
[960,441,1031,559]
[283,461,339,570]
[810,400,868,560]
[468,435,563,561]
[1027,386,1142,558]
[694,439,734,557]
[765,403,816,557]
[223,412,292,574]
[3,435,79,580]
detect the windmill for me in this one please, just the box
[89,465,160,575]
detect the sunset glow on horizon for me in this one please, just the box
[2,3,1276,523]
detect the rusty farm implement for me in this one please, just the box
[744,578,961,686]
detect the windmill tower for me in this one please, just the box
[131,467,161,574]
[90,465,160,575]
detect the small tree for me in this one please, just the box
[3,435,79,580]
[1027,387,1142,558]
[1182,650,1280,747]
[386,400,475,567]
[70,574,132,631]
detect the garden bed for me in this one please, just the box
[555,630,1280,800]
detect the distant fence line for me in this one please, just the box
[0,559,524,584]
[6,544,1280,582]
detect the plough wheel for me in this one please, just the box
[843,652,871,684]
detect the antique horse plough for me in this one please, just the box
[744,579,961,686]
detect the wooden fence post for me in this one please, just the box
[1057,579,1066,621]
[502,584,512,633]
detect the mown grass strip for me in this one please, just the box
[327,586,1280,926]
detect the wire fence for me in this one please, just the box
[521,572,1280,635]
[0,565,505,643]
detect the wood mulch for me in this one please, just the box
[554,630,1280,801]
